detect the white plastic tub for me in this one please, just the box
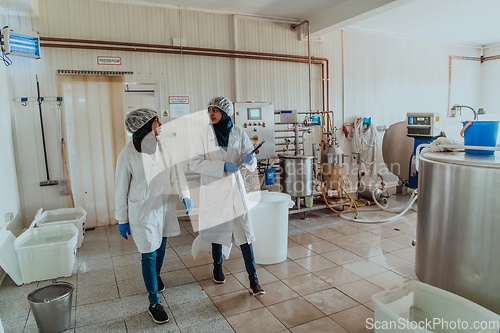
[14,223,78,284]
[246,191,294,264]
[34,208,86,248]
[372,281,500,333]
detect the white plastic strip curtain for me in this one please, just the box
[60,75,126,228]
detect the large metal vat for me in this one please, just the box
[416,151,500,314]
[382,120,413,181]
[279,155,313,197]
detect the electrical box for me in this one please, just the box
[406,113,440,138]
[1,27,40,59]
[234,102,275,160]
[279,109,297,124]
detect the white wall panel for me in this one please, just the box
[0,12,22,235]
[322,29,481,184]
[4,0,483,226]
[482,46,500,118]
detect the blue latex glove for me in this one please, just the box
[182,198,193,215]
[118,223,131,240]
[243,153,255,164]
[224,161,238,173]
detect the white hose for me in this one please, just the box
[340,190,418,224]
[353,116,377,170]
[372,187,417,213]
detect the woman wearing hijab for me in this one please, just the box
[115,108,194,324]
[190,97,265,295]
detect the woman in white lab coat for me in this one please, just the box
[190,97,265,295]
[115,108,193,324]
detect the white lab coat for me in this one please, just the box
[115,140,190,253]
[190,124,257,248]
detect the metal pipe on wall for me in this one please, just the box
[447,55,482,116]
[40,37,327,62]
[40,38,329,116]
[289,21,313,114]
[308,21,312,114]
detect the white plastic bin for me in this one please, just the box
[14,223,78,284]
[34,207,86,248]
[372,281,500,333]
[246,191,295,264]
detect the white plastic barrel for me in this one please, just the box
[372,281,500,333]
[246,191,294,265]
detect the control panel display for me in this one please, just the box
[408,117,430,125]
[235,103,275,159]
[406,113,440,138]
[248,108,262,120]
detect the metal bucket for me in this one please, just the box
[279,154,313,197]
[27,282,73,333]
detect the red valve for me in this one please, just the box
[361,172,366,177]
[342,125,349,138]
[255,150,260,154]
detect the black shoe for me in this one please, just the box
[148,303,169,324]
[213,264,225,284]
[249,277,265,295]
[157,276,165,292]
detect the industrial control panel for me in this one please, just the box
[406,113,441,138]
[234,102,276,160]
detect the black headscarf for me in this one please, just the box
[132,117,157,154]
[211,109,233,149]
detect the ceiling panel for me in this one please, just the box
[348,0,500,47]
[101,0,346,20]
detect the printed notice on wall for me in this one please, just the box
[169,96,189,118]
[97,56,121,65]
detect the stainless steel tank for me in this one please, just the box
[416,151,500,314]
[323,146,345,164]
[382,120,414,181]
[279,155,313,197]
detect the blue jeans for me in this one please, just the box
[141,237,167,306]
[212,243,257,280]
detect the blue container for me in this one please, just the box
[462,121,499,155]
[264,168,276,185]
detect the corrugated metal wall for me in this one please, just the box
[3,0,481,226]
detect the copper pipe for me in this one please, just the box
[483,55,500,62]
[447,55,482,113]
[40,43,324,65]
[40,37,328,62]
[321,62,325,113]
[325,58,329,113]
[40,37,330,116]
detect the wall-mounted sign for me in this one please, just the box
[97,56,121,65]
[169,96,189,104]
[169,96,189,118]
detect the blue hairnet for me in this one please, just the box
[125,108,158,134]
[208,97,234,117]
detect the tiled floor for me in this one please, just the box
[0,201,417,332]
